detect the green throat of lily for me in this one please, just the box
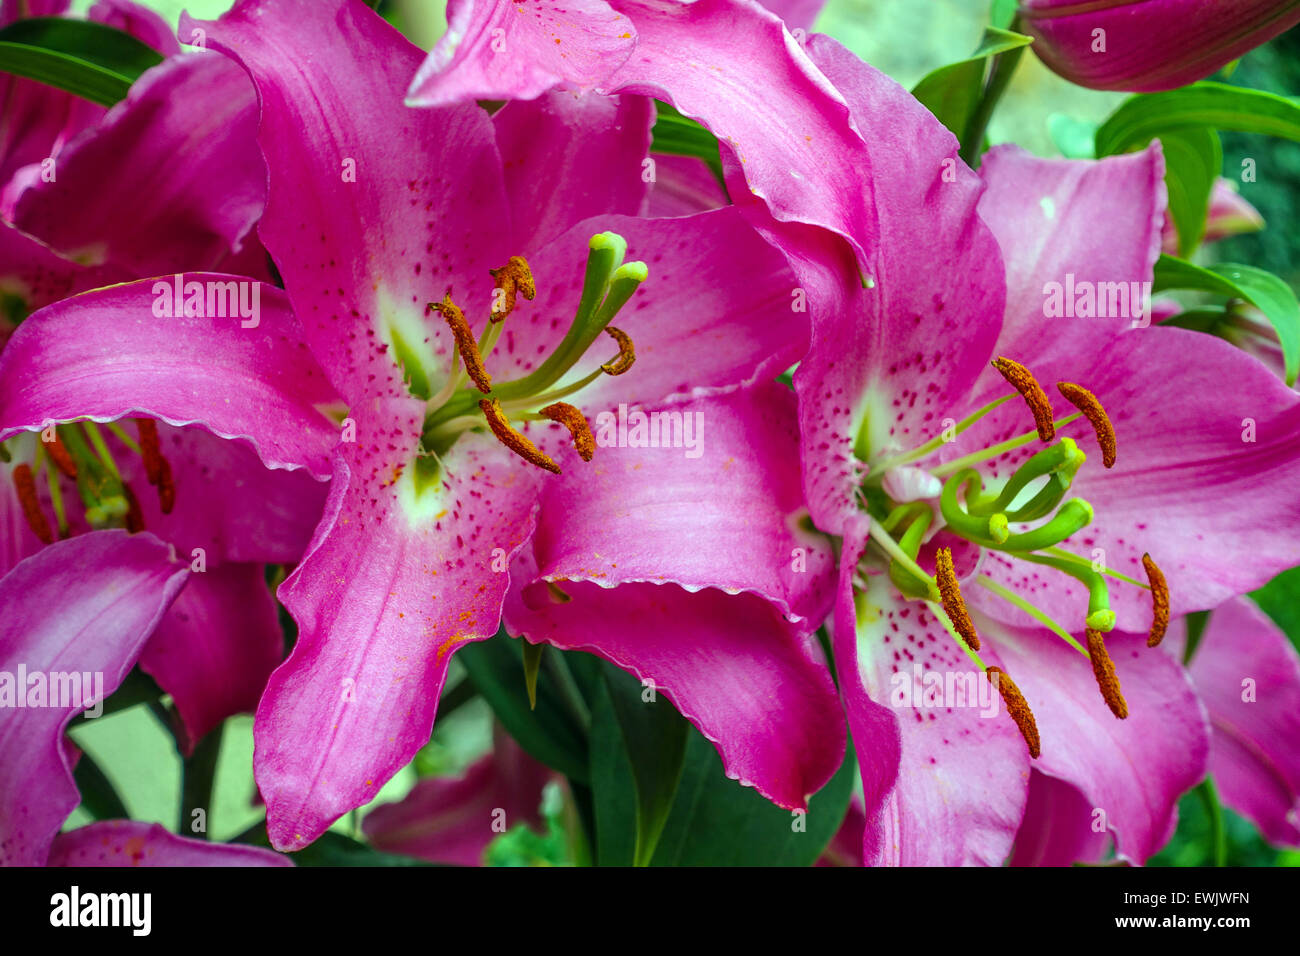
[407,232,647,489]
[852,356,1171,759]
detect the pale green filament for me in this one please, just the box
[869,393,1015,474]
[1017,552,1115,632]
[930,412,1082,478]
[975,575,1089,658]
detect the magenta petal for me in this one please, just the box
[88,0,181,56]
[363,731,552,865]
[493,209,803,409]
[408,0,638,107]
[837,564,1029,866]
[1189,597,1300,846]
[493,91,653,252]
[986,617,1209,864]
[0,531,188,865]
[0,223,126,336]
[1009,771,1110,866]
[256,419,542,851]
[1020,0,1300,92]
[759,0,824,30]
[971,143,1166,390]
[12,52,263,275]
[139,563,284,756]
[0,277,340,478]
[190,0,512,404]
[787,35,1004,536]
[601,0,876,263]
[505,573,844,810]
[530,384,834,623]
[117,424,327,566]
[49,821,290,866]
[646,154,728,218]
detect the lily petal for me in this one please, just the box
[0,277,340,478]
[256,407,541,851]
[1009,770,1111,866]
[12,52,263,275]
[493,90,653,252]
[139,563,285,756]
[407,0,638,107]
[838,566,1029,866]
[0,530,188,865]
[49,820,290,866]
[363,729,552,865]
[1188,596,1300,847]
[985,614,1210,864]
[528,383,834,623]
[786,35,1004,536]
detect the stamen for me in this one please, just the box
[1142,553,1169,648]
[45,434,77,479]
[935,547,980,651]
[157,455,175,514]
[488,255,536,322]
[13,463,54,544]
[1086,627,1128,719]
[123,483,145,533]
[1056,382,1116,468]
[137,419,164,486]
[430,295,493,393]
[992,356,1055,442]
[479,398,560,474]
[539,402,595,462]
[986,667,1041,758]
[600,327,635,376]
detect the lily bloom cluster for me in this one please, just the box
[0,0,1297,868]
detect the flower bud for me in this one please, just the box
[1018,0,1300,92]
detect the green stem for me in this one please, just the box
[72,749,129,820]
[1196,778,1227,867]
[959,43,1025,167]
[975,574,1089,658]
[180,722,224,839]
[931,413,1082,478]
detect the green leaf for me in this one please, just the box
[649,729,856,866]
[1095,82,1300,158]
[1250,566,1300,656]
[590,664,688,866]
[1153,254,1300,385]
[72,750,130,821]
[650,101,724,182]
[911,26,1033,144]
[990,0,1018,30]
[456,632,591,784]
[0,17,163,107]
[1159,127,1222,257]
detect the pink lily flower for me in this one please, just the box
[45,0,853,851]
[0,529,286,866]
[1017,0,1300,93]
[761,36,1300,865]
